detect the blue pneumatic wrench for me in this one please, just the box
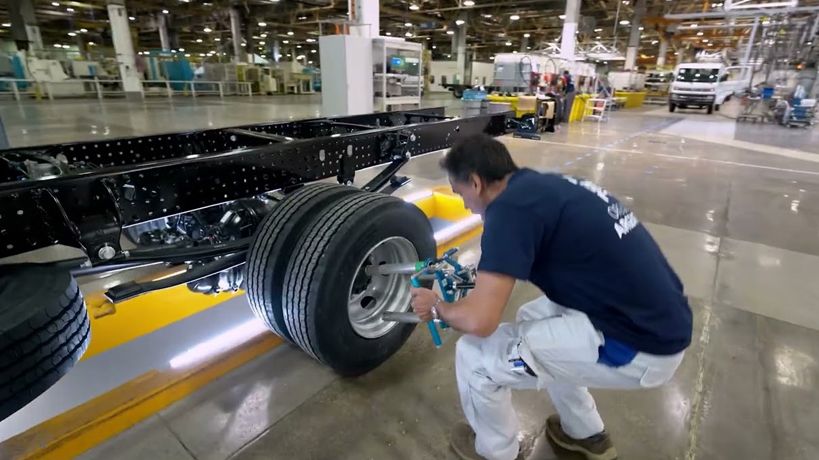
[380,248,476,348]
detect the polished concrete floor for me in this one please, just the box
[3,95,819,459]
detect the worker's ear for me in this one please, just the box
[469,173,483,194]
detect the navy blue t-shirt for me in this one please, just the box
[478,168,692,355]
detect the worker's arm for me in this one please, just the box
[410,271,515,337]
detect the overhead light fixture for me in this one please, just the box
[523,33,530,38]
[559,14,566,19]
[282,40,289,44]
[308,61,313,64]
[446,30,455,35]
[53,43,62,48]
[510,14,520,21]
[66,7,74,12]
[195,38,203,43]
[260,33,268,38]
[619,20,629,25]
[68,32,77,36]
[199,53,206,57]
[690,23,698,28]
[638,26,644,30]
[455,19,465,26]
[505,41,512,46]
[405,22,412,27]
[697,31,704,36]
[483,14,492,18]
[88,41,95,45]
[298,16,307,20]
[296,44,301,48]
[259,41,265,45]
[79,28,88,32]
[162,9,169,14]
[178,47,185,51]
[464,0,475,5]
[405,31,413,37]
[512,50,518,54]
[287,31,294,35]
[596,35,601,39]
[729,0,789,9]
[258,22,267,27]
[306,38,316,42]
[129,16,135,21]
[385,32,392,36]
[409,4,420,10]
[51,1,59,5]
[594,28,603,32]
[311,49,316,53]
[185,53,191,57]
[203,27,212,33]
[702,39,709,43]
[490,55,495,60]
[432,45,437,49]
[651,40,658,44]
[214,37,221,41]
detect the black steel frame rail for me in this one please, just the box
[0,107,511,264]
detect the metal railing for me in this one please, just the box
[0,78,254,101]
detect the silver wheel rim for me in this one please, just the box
[347,236,418,339]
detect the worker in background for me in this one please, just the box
[561,70,576,123]
[411,134,692,460]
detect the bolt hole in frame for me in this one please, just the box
[0,108,513,299]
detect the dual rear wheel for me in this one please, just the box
[246,184,435,376]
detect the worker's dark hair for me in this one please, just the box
[440,134,519,184]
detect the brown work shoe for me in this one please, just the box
[450,422,538,460]
[545,414,618,460]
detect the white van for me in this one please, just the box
[669,63,749,114]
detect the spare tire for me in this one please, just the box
[0,266,90,421]
[283,192,435,376]
[246,183,360,343]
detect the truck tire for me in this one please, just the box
[669,103,676,113]
[707,104,714,114]
[0,267,90,421]
[283,192,435,376]
[246,183,359,344]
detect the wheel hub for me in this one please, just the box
[347,237,418,339]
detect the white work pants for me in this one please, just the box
[455,296,684,460]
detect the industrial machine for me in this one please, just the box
[0,108,513,423]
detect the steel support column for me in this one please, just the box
[456,25,467,84]
[107,0,143,99]
[625,0,646,70]
[230,5,245,63]
[158,13,171,51]
[560,0,581,61]
[657,39,669,67]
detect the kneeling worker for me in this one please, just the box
[410,135,692,460]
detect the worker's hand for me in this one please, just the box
[410,287,440,322]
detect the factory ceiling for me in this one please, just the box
[1,0,818,65]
